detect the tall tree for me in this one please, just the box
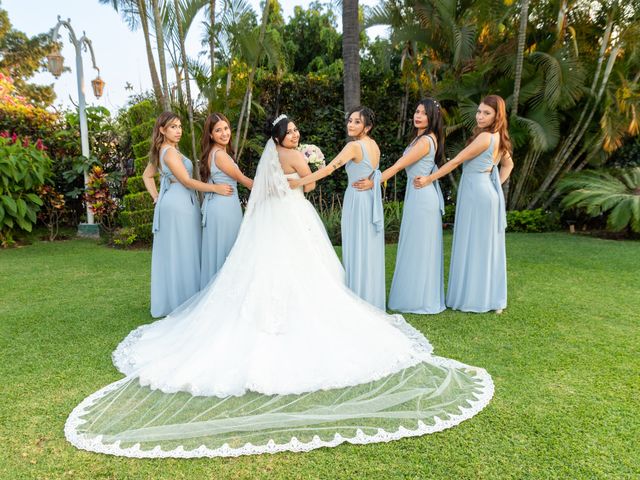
[342,0,360,111]
[209,0,216,74]
[99,0,164,105]
[151,0,170,109]
[173,0,199,177]
[511,0,529,118]
[0,6,56,105]
[233,0,271,159]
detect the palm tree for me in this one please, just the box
[511,0,530,118]
[234,0,281,159]
[172,0,200,177]
[151,0,170,110]
[209,0,216,74]
[558,167,640,233]
[528,5,626,209]
[99,0,164,105]
[342,0,360,111]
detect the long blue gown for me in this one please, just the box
[150,147,202,318]
[446,134,507,312]
[341,141,386,310]
[388,136,445,314]
[200,150,243,288]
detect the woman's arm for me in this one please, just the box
[213,150,254,189]
[288,150,316,192]
[289,142,360,189]
[414,132,492,188]
[352,136,430,191]
[499,152,514,184]
[143,162,159,203]
[164,148,233,195]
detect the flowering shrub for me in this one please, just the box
[0,72,57,138]
[0,135,50,246]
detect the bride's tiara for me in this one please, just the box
[272,114,288,126]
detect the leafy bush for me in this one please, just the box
[0,134,49,246]
[506,208,559,233]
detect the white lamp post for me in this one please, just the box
[48,16,105,237]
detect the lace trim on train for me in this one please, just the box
[68,316,492,459]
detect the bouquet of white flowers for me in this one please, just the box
[297,144,326,170]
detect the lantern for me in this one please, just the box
[91,76,105,99]
[47,51,65,78]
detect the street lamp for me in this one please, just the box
[48,16,105,237]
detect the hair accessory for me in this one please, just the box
[272,114,288,126]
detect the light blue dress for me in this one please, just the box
[150,147,202,318]
[446,134,507,312]
[341,141,385,310]
[200,150,243,288]
[388,136,446,314]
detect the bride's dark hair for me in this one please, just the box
[268,115,291,145]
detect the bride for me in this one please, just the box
[65,115,493,458]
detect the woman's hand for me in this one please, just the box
[288,178,302,189]
[352,178,374,191]
[246,179,254,190]
[213,184,234,196]
[413,176,432,189]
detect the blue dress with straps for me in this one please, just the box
[446,134,507,312]
[388,136,445,314]
[150,146,202,317]
[341,140,386,310]
[200,150,243,288]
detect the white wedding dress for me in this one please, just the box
[65,140,493,458]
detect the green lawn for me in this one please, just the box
[1,233,638,479]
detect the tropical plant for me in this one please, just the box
[84,165,120,237]
[37,184,67,241]
[99,0,164,105]
[558,167,640,234]
[0,135,49,246]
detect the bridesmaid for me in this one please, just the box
[414,95,514,313]
[142,112,233,318]
[199,112,253,287]
[354,98,445,314]
[289,106,385,310]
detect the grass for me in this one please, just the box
[1,233,638,479]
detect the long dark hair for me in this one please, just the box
[269,115,290,145]
[346,106,375,136]
[468,95,512,160]
[200,112,234,182]
[412,98,444,165]
[149,111,180,169]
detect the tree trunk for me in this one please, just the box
[234,0,270,156]
[209,0,216,75]
[342,0,360,112]
[174,0,200,179]
[556,0,569,44]
[526,16,617,209]
[151,0,170,110]
[511,0,529,117]
[137,0,163,105]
